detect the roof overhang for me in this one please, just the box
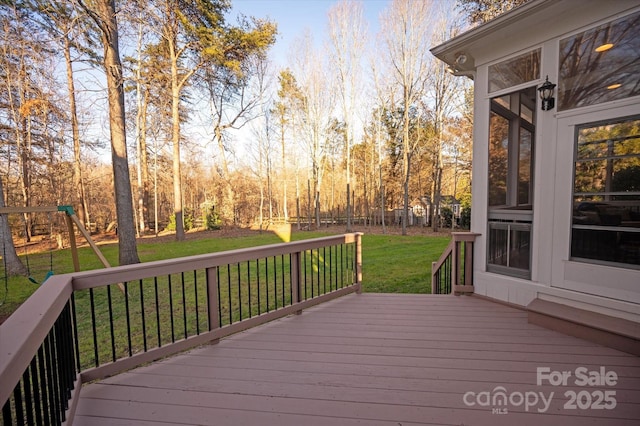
[430,0,559,75]
[430,0,638,76]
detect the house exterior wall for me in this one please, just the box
[436,0,640,322]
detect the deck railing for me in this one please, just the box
[431,232,479,294]
[0,233,363,426]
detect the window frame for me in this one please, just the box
[569,114,640,269]
[486,87,537,279]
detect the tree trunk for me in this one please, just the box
[170,40,185,241]
[307,179,312,229]
[380,165,386,233]
[64,34,88,227]
[281,131,288,222]
[140,93,150,229]
[402,120,410,236]
[0,178,27,276]
[296,172,301,230]
[93,0,140,265]
[432,164,443,232]
[135,20,146,234]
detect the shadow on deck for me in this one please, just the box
[75,293,640,426]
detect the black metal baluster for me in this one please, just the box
[51,326,64,423]
[281,254,285,307]
[58,305,74,406]
[316,249,320,296]
[12,382,24,426]
[265,258,270,313]
[23,366,34,425]
[89,288,99,367]
[124,282,132,357]
[309,249,314,298]
[227,264,232,324]
[247,261,252,318]
[217,266,223,327]
[52,314,67,421]
[289,253,293,304]
[168,275,175,343]
[340,244,344,288]
[329,246,332,292]
[445,256,451,294]
[107,285,116,362]
[323,247,327,294]
[140,280,147,352]
[71,294,80,372]
[205,268,211,331]
[194,271,200,335]
[273,256,277,308]
[154,277,161,347]
[237,263,242,321]
[181,272,187,339]
[303,250,308,299]
[352,243,356,283]
[257,259,261,315]
[44,334,60,424]
[37,346,50,425]
[29,356,43,425]
[2,397,12,425]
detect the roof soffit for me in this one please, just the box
[431,0,639,73]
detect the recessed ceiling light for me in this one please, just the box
[595,43,614,52]
[607,83,622,90]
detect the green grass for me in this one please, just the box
[362,234,450,293]
[0,229,450,320]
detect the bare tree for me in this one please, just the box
[380,0,434,235]
[327,0,367,232]
[369,52,392,233]
[202,52,275,226]
[78,0,140,265]
[457,0,529,26]
[291,31,333,228]
[428,14,464,231]
[0,178,27,276]
[30,0,94,227]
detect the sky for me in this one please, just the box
[230,0,390,67]
[217,0,392,166]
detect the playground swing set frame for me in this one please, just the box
[0,205,113,275]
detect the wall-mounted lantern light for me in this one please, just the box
[538,76,556,111]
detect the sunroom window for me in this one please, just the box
[571,116,640,268]
[488,49,540,93]
[487,87,536,278]
[558,10,640,111]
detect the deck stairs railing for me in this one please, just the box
[431,232,479,295]
[0,233,362,426]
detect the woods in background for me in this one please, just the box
[0,0,522,264]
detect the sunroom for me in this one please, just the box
[431,0,640,342]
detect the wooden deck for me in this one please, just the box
[74,293,640,425]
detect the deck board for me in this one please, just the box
[75,293,640,425]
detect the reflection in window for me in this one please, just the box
[489,111,508,206]
[488,49,540,93]
[488,87,536,208]
[519,128,532,205]
[487,87,536,279]
[571,116,640,267]
[558,10,640,111]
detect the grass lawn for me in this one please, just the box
[0,227,451,321]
